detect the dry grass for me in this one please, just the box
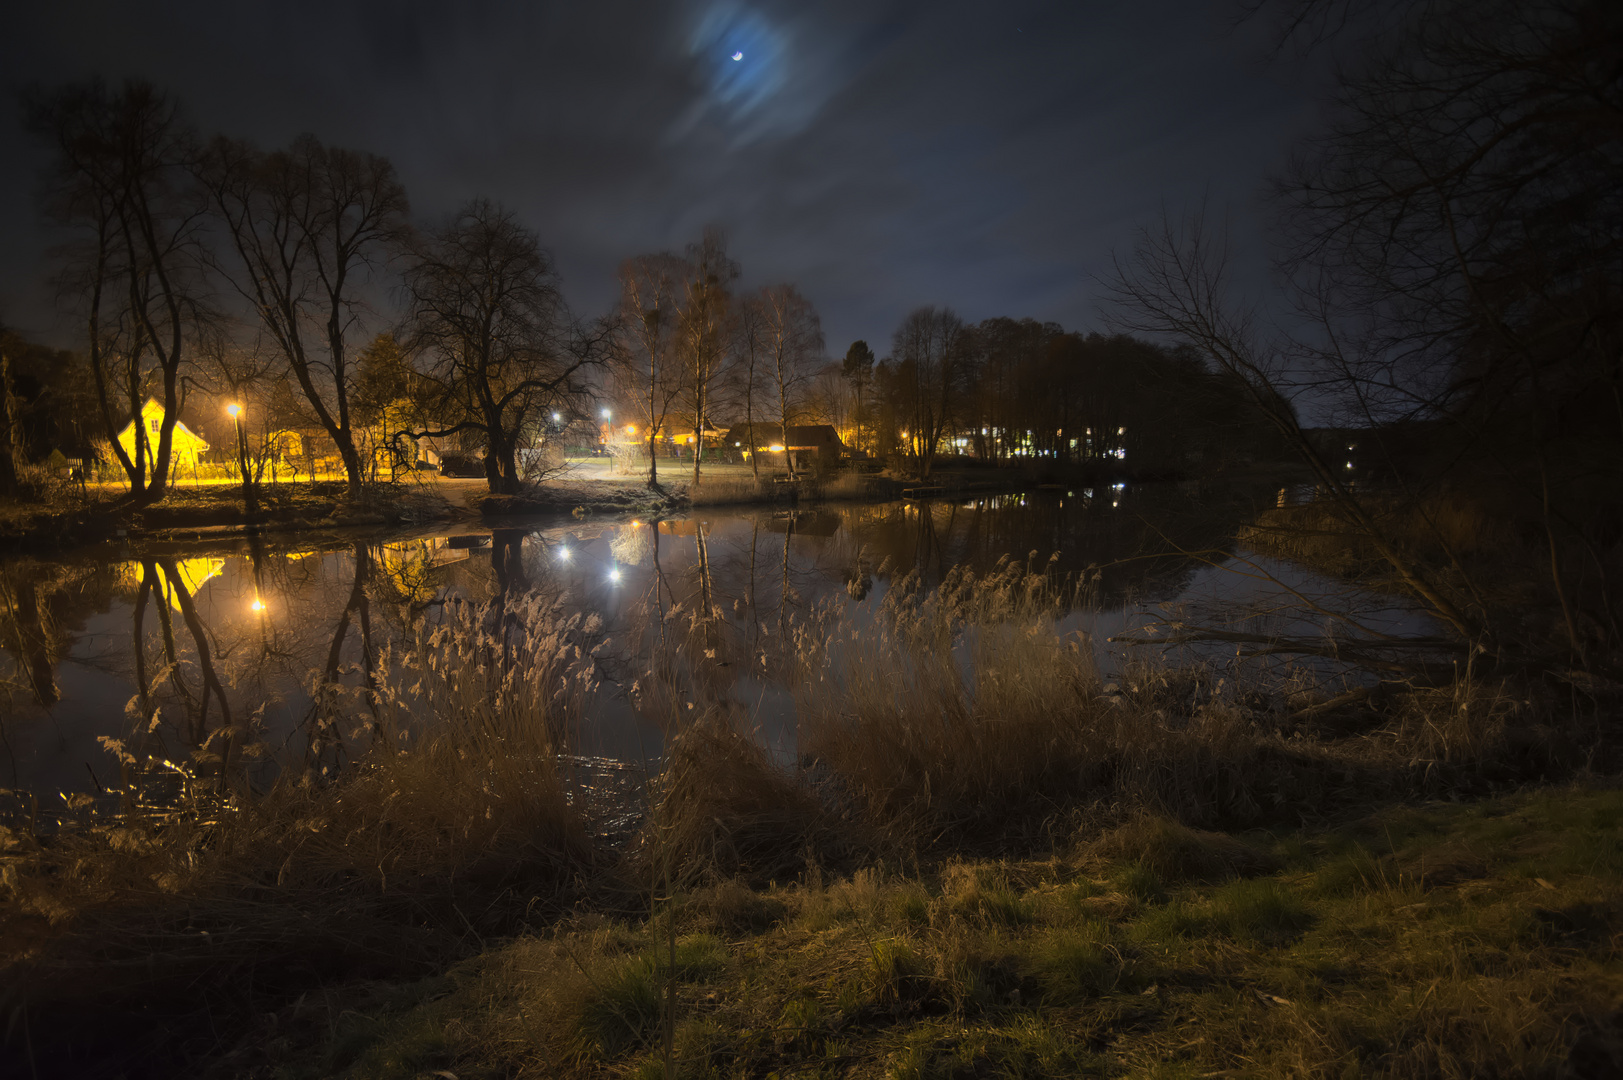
[249,785,1623,1080]
[683,468,872,507]
[789,557,1580,842]
[1239,492,1496,574]
[0,593,600,1076]
[795,558,1103,829]
[2,557,1612,1074]
[630,712,862,887]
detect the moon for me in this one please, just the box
[731,51,744,61]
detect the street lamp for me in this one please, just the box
[227,403,255,517]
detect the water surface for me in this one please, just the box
[0,483,1435,803]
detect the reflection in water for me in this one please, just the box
[1,483,1421,802]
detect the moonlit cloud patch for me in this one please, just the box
[671,1,854,145]
[0,0,1330,358]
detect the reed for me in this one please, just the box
[791,558,1593,842]
[1,593,600,1076]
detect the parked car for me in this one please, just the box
[439,453,486,478]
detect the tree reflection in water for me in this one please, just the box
[2,483,1328,804]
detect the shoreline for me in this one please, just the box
[0,462,1180,557]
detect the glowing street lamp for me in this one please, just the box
[226,402,255,516]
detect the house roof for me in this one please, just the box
[721,423,844,450]
[116,399,209,449]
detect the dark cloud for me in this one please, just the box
[0,0,1327,353]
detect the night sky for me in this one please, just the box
[0,0,1328,356]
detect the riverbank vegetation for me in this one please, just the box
[2,0,1620,1075]
[3,557,1618,1076]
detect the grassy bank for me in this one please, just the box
[2,561,1617,1076]
[0,481,466,552]
[227,784,1623,1078]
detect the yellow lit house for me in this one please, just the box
[115,399,210,474]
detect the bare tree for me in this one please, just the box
[676,228,738,486]
[891,306,965,478]
[201,134,408,498]
[841,339,875,455]
[759,284,824,478]
[1108,209,1481,644]
[617,253,689,490]
[403,200,606,495]
[27,80,208,504]
[0,336,22,498]
[732,292,769,481]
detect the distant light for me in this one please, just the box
[731,51,743,61]
[768,444,785,452]
[558,546,571,561]
[250,597,265,612]
[227,404,242,419]
[1346,461,1354,469]
[601,408,611,419]
[553,412,561,422]
[608,567,621,583]
[626,424,637,435]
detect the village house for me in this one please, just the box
[114,399,210,478]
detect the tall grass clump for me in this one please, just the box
[792,556,1600,839]
[632,712,856,886]
[793,558,1331,834]
[795,558,1102,828]
[686,475,772,507]
[1,593,600,1072]
[286,591,599,895]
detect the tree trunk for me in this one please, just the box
[0,351,21,499]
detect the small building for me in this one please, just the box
[115,399,209,475]
[722,423,846,472]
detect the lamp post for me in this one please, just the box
[227,403,256,517]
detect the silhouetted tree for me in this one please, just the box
[760,284,824,477]
[26,80,208,503]
[618,253,689,490]
[891,306,965,478]
[842,340,875,454]
[404,200,607,494]
[201,134,409,498]
[676,228,738,485]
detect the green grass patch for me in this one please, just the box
[268,784,1623,1080]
